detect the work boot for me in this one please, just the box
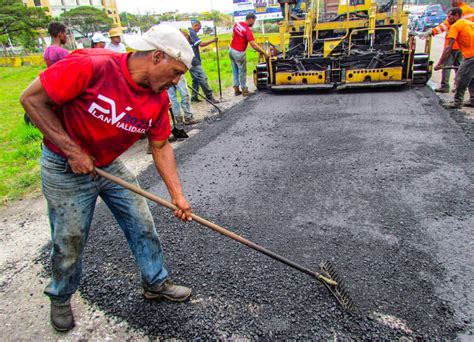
[464,101,474,107]
[233,86,242,96]
[435,87,449,93]
[442,101,462,109]
[191,98,202,103]
[143,278,192,302]
[242,87,250,97]
[50,302,74,332]
[206,96,220,104]
[184,117,199,125]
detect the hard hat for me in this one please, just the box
[109,27,122,37]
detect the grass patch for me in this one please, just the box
[184,47,260,95]
[0,65,45,204]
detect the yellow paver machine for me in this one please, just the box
[254,0,433,90]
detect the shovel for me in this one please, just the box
[94,168,354,310]
[169,107,188,139]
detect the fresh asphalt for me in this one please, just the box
[43,86,473,339]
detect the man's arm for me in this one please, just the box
[434,38,455,70]
[20,78,95,175]
[149,138,192,222]
[249,40,269,58]
[199,37,218,48]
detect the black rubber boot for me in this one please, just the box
[50,302,74,332]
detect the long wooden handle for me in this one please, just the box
[95,168,335,285]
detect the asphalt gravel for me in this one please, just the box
[40,86,473,339]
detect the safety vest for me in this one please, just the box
[431,3,474,49]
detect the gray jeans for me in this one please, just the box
[229,47,247,89]
[441,50,463,90]
[189,64,213,100]
[454,57,474,105]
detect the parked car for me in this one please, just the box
[414,5,447,32]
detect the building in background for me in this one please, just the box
[23,0,121,26]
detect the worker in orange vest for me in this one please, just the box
[419,0,474,93]
[434,7,474,109]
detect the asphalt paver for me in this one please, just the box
[42,87,473,339]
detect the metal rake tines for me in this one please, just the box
[319,261,355,310]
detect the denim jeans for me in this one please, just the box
[229,47,247,89]
[41,146,168,304]
[454,57,474,105]
[440,50,463,90]
[189,64,213,100]
[167,75,193,120]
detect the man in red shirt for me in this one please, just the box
[43,22,69,67]
[229,12,269,96]
[20,24,195,332]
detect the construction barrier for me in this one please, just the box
[0,55,45,67]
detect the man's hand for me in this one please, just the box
[172,196,192,222]
[418,30,432,40]
[434,63,443,71]
[67,150,96,176]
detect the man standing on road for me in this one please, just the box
[229,13,269,97]
[106,27,127,53]
[43,22,69,67]
[20,24,194,332]
[419,0,474,92]
[188,19,219,103]
[434,7,474,109]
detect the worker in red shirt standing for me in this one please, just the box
[43,22,69,67]
[419,0,474,92]
[229,12,269,97]
[20,24,194,332]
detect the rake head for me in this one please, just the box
[319,260,355,310]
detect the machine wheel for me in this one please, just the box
[254,62,269,90]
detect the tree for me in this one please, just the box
[60,6,113,38]
[119,12,158,32]
[0,0,50,52]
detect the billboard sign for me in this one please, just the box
[233,0,283,21]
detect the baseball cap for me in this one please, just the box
[123,24,194,69]
[91,32,110,43]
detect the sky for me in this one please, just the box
[115,0,235,15]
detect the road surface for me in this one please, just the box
[65,86,474,339]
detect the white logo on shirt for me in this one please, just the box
[88,94,149,134]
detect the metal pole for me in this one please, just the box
[212,2,223,100]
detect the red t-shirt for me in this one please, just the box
[230,22,255,52]
[39,49,170,167]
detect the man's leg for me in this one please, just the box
[438,51,454,92]
[167,86,182,122]
[41,147,98,331]
[97,160,191,301]
[229,49,240,88]
[449,58,474,108]
[189,66,201,102]
[237,51,248,95]
[177,77,193,120]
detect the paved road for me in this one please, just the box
[69,87,472,339]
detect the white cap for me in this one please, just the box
[123,24,194,69]
[91,32,110,44]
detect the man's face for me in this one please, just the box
[111,36,121,44]
[147,50,187,93]
[447,11,460,24]
[95,41,106,48]
[59,31,67,45]
[452,0,461,7]
[192,23,201,32]
[247,18,256,27]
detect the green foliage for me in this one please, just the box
[0,0,50,51]
[120,12,159,32]
[60,6,113,38]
